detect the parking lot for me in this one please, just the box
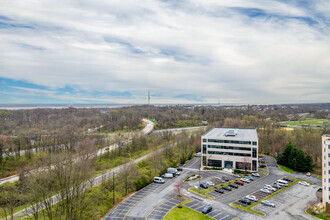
[252,183,318,219]
[146,196,184,220]
[105,155,321,220]
[105,179,174,219]
[185,200,235,220]
[233,177,296,207]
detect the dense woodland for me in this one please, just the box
[0,103,329,219]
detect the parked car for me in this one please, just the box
[215,188,224,193]
[283,177,293,182]
[276,181,288,187]
[167,168,179,176]
[229,184,239,188]
[261,200,275,207]
[259,164,266,168]
[265,185,277,191]
[195,152,201,157]
[246,176,254,181]
[154,177,165,184]
[299,181,310,186]
[241,178,250,183]
[222,176,229,181]
[260,188,271,194]
[202,205,212,214]
[177,167,183,171]
[207,181,215,187]
[222,186,232,191]
[239,199,251,205]
[235,180,244,185]
[272,184,282,189]
[246,195,258,202]
[200,183,208,189]
[252,173,260,177]
[277,179,289,184]
[306,172,312,176]
[162,173,174,178]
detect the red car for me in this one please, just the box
[235,180,244,185]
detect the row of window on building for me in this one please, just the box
[203,139,257,145]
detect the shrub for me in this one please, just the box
[234,169,241,173]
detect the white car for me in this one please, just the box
[246,195,258,202]
[261,200,275,207]
[299,181,310,186]
[206,181,215,186]
[252,173,260,177]
[265,185,277,191]
[276,182,288,187]
[260,188,271,194]
[241,178,250,183]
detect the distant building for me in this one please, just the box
[201,128,258,171]
[322,134,330,212]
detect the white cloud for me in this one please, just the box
[0,0,329,104]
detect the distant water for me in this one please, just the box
[0,104,133,110]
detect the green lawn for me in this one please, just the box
[164,205,213,220]
[279,165,295,173]
[280,119,329,127]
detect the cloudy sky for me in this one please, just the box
[0,0,329,104]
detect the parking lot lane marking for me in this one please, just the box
[219,214,229,220]
[212,212,223,218]
[187,157,200,168]
[144,196,178,220]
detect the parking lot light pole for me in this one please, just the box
[113,172,115,206]
[199,168,201,193]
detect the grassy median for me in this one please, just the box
[279,165,295,173]
[164,205,213,220]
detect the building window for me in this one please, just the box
[202,156,207,166]
[328,162,330,166]
[208,159,222,167]
[208,151,251,157]
[252,148,257,158]
[329,187,330,191]
[203,145,207,154]
[208,139,252,145]
[328,145,330,149]
[203,139,206,143]
[252,141,257,145]
[328,170,330,174]
[328,179,330,183]
[208,145,251,151]
[329,153,330,157]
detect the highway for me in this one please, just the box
[13,141,177,218]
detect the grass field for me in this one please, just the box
[279,165,295,173]
[280,119,329,127]
[164,205,213,220]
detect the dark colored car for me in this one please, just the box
[222,176,229,181]
[283,177,293,182]
[215,188,224,193]
[202,205,212,214]
[239,199,252,205]
[177,167,183,171]
[222,186,232,191]
[235,180,244,185]
[200,183,208,189]
[260,164,266,168]
[272,184,281,189]
[229,184,239,188]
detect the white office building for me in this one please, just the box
[322,134,330,210]
[201,128,258,171]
